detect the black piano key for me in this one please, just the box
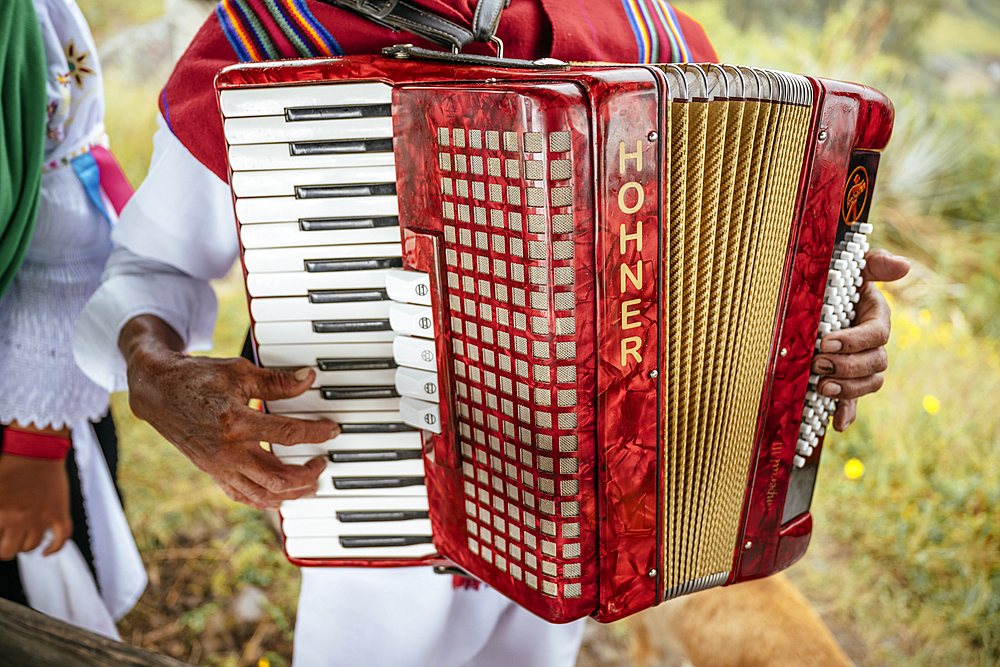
[339,423,418,434]
[336,510,429,523]
[332,476,425,490]
[304,256,403,272]
[312,319,392,334]
[296,183,397,199]
[316,358,397,372]
[321,386,400,400]
[299,216,398,231]
[339,535,434,548]
[308,288,389,303]
[285,104,391,122]
[330,449,422,463]
[290,138,393,156]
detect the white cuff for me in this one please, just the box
[73,259,218,393]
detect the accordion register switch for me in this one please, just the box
[217,54,893,623]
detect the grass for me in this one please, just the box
[88,0,1000,665]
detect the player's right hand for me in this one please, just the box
[120,315,337,509]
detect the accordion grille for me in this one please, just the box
[660,85,813,595]
[432,95,594,604]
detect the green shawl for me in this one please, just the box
[0,0,46,298]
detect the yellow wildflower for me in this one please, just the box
[922,394,941,415]
[258,659,271,667]
[918,309,932,326]
[844,458,864,480]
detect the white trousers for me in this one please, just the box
[294,567,586,667]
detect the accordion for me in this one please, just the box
[216,52,892,623]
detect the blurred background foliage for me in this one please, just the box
[74,0,1000,665]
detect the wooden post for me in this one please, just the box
[0,597,194,667]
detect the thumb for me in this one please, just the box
[244,365,315,401]
[861,248,910,284]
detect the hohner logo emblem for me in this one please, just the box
[615,140,650,368]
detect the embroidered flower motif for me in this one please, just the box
[57,73,71,86]
[46,100,59,121]
[63,39,95,89]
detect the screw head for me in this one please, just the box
[648,131,658,142]
[647,569,657,578]
[744,540,753,550]
[650,370,659,379]
[818,130,828,141]
[779,348,788,357]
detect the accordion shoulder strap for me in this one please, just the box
[318,0,507,53]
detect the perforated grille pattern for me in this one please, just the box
[436,120,586,600]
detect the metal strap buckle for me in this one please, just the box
[349,0,398,19]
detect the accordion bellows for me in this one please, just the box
[216,55,893,623]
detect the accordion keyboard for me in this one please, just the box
[220,82,438,562]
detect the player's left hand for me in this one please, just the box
[810,248,910,432]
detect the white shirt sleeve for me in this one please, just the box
[73,114,239,393]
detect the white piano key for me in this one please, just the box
[285,537,435,559]
[282,517,433,538]
[395,367,439,402]
[257,342,394,367]
[314,474,425,498]
[235,195,398,225]
[281,495,429,519]
[246,268,397,298]
[281,457,424,478]
[244,243,401,273]
[310,369,398,387]
[267,390,400,414]
[228,143,394,172]
[389,303,435,338]
[271,432,421,458]
[225,115,393,145]
[250,297,392,323]
[220,83,392,118]
[399,396,442,434]
[393,335,437,371]
[239,222,401,249]
[274,410,406,424]
[254,321,396,345]
[232,166,397,198]
[385,269,432,306]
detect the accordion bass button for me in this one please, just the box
[385,269,432,306]
[389,303,436,338]
[393,335,437,371]
[399,396,442,435]
[395,366,440,401]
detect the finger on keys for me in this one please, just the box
[243,445,326,493]
[832,398,858,432]
[820,283,891,354]
[859,248,911,283]
[812,346,888,378]
[220,479,281,511]
[248,410,341,445]
[820,249,908,355]
[218,458,322,509]
[817,372,884,400]
[239,362,316,401]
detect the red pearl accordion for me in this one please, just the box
[216,53,893,622]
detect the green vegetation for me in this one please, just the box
[87,0,999,664]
